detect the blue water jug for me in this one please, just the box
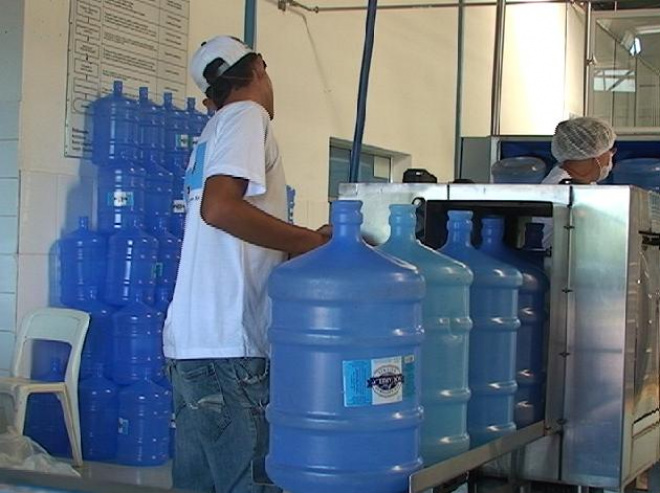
[168,164,186,239]
[79,363,119,460]
[59,217,107,305]
[155,375,175,459]
[97,161,146,234]
[163,93,190,171]
[31,342,70,382]
[143,161,174,233]
[25,358,70,457]
[491,157,547,184]
[116,378,170,466]
[105,221,158,306]
[147,217,182,302]
[479,216,549,428]
[111,292,164,385]
[612,158,660,192]
[154,286,171,318]
[185,97,208,148]
[520,222,546,271]
[267,200,425,493]
[136,87,165,167]
[66,287,114,380]
[379,204,473,465]
[91,80,139,166]
[440,210,522,447]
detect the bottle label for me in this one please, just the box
[176,133,189,150]
[108,191,134,207]
[173,199,186,214]
[118,417,129,435]
[342,354,415,407]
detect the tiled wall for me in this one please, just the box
[0,0,24,375]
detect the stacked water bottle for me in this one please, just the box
[27,81,210,465]
[266,201,549,493]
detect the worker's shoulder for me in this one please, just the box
[218,100,269,122]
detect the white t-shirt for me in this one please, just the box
[163,101,288,360]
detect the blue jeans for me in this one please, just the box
[167,358,281,493]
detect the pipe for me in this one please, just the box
[285,0,615,13]
[454,0,466,178]
[490,0,506,136]
[583,1,592,115]
[244,0,257,48]
[349,0,378,183]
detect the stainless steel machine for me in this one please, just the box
[338,182,660,493]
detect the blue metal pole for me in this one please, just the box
[349,0,378,183]
[244,0,257,49]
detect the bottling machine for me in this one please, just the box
[339,182,660,493]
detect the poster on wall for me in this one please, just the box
[64,0,190,158]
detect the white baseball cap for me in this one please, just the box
[189,36,254,93]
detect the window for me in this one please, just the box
[328,143,392,201]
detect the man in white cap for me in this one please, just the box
[163,36,328,493]
[542,116,617,184]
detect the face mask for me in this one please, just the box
[597,155,613,182]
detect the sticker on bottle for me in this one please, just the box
[108,190,134,207]
[173,199,186,214]
[176,133,190,150]
[342,354,415,407]
[118,417,129,435]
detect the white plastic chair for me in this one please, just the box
[0,308,90,466]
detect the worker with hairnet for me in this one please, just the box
[538,117,616,249]
[542,116,617,184]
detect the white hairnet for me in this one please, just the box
[551,117,616,162]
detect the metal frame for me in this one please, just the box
[339,182,660,492]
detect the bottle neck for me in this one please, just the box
[447,226,472,247]
[389,224,417,242]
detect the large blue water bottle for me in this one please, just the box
[25,358,70,457]
[143,161,173,233]
[91,80,139,166]
[163,93,190,170]
[105,221,158,306]
[147,217,182,302]
[79,363,119,460]
[155,375,176,459]
[267,200,425,493]
[379,204,473,465]
[479,216,548,427]
[97,162,147,234]
[111,292,164,385]
[491,157,547,184]
[185,97,207,148]
[440,210,522,447]
[520,222,546,271]
[59,217,107,305]
[168,164,186,239]
[116,378,170,466]
[612,158,660,192]
[66,287,114,380]
[136,87,165,166]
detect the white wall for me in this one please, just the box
[1,0,587,371]
[0,0,24,375]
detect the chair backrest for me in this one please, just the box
[12,308,90,387]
